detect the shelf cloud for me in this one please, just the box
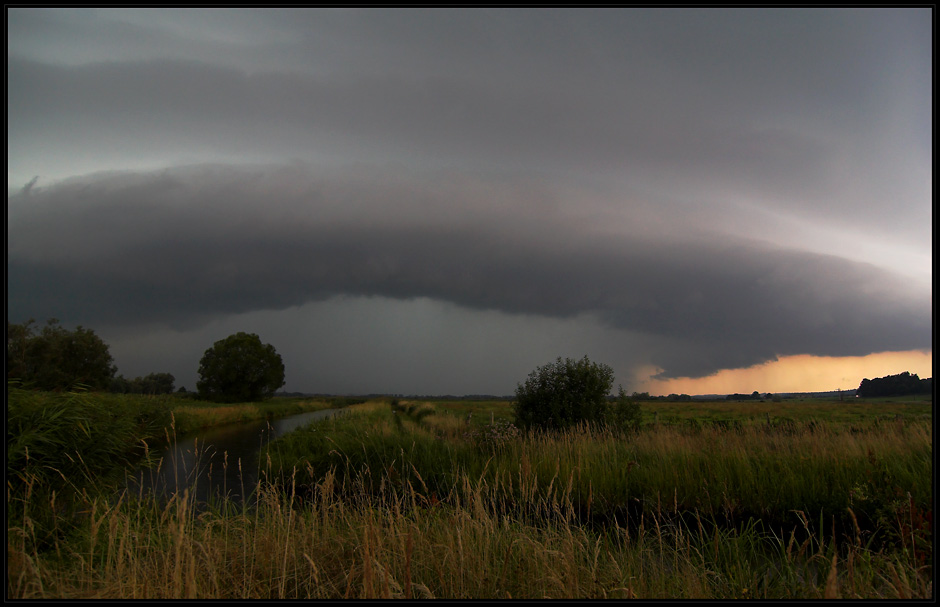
[7,8,931,393]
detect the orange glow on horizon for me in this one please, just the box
[635,350,933,396]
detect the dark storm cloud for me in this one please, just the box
[9,54,822,176]
[7,7,931,242]
[6,9,931,391]
[8,166,930,380]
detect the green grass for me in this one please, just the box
[262,399,931,537]
[8,454,932,599]
[7,393,932,599]
[7,388,173,487]
[168,396,336,434]
[5,388,341,550]
[6,388,337,493]
[641,397,931,426]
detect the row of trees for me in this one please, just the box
[9,317,929,410]
[857,372,932,398]
[7,319,285,402]
[630,392,771,402]
[725,391,771,401]
[111,372,177,395]
[7,319,116,391]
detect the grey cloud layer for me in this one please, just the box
[8,166,930,380]
[9,55,827,177]
[8,8,931,242]
[6,9,932,389]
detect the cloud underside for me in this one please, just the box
[7,53,931,244]
[8,166,931,380]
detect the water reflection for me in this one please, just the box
[126,408,344,505]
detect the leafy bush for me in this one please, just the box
[609,386,642,434]
[513,356,616,431]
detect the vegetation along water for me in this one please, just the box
[6,385,931,599]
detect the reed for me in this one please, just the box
[8,462,932,599]
[8,395,932,599]
[169,397,335,434]
[264,402,930,534]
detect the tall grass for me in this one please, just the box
[6,388,335,550]
[8,462,932,599]
[7,387,174,546]
[8,395,932,599]
[168,397,336,434]
[644,398,931,426]
[264,401,931,534]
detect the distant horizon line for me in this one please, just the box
[272,387,890,400]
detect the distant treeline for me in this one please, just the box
[279,392,515,401]
[857,371,932,398]
[724,391,771,401]
[110,372,176,395]
[8,318,180,396]
[631,391,773,402]
[8,318,117,392]
[629,392,694,401]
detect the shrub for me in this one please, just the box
[609,386,642,434]
[513,356,615,431]
[463,419,521,450]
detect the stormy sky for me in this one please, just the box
[7,8,933,395]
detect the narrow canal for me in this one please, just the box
[125,408,345,505]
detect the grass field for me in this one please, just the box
[7,390,933,599]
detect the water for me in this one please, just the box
[125,408,345,505]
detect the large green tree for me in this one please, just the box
[7,318,116,391]
[514,356,619,431]
[196,332,285,402]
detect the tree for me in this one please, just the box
[111,372,176,395]
[513,356,616,431]
[7,318,116,391]
[196,332,285,403]
[857,372,931,398]
[135,372,175,394]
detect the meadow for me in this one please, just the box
[7,389,932,599]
